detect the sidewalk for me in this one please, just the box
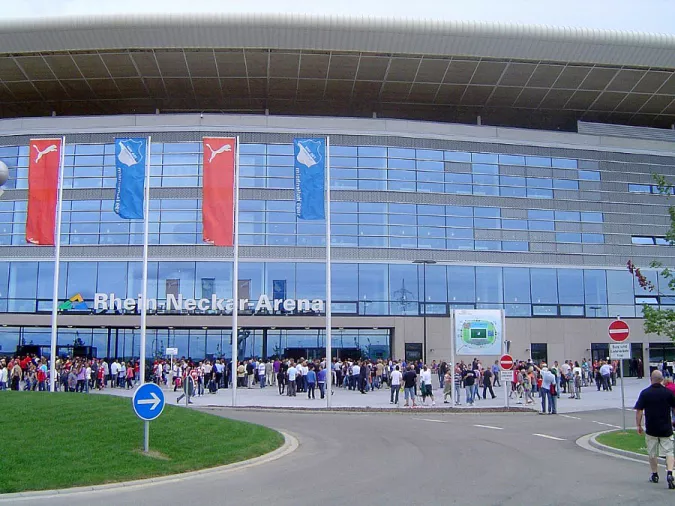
[97,376,649,413]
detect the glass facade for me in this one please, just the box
[1,132,675,362]
[0,198,607,249]
[14,140,673,251]
[0,260,666,318]
[0,326,391,362]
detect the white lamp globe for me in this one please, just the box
[0,160,8,186]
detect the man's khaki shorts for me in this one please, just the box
[645,434,675,458]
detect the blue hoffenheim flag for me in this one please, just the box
[114,137,147,219]
[294,138,325,220]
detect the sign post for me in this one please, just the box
[609,319,630,432]
[166,347,178,387]
[132,383,165,453]
[500,354,513,408]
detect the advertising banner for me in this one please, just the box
[294,138,325,220]
[114,137,147,219]
[203,137,235,246]
[26,138,62,245]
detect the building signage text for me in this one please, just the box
[93,293,325,314]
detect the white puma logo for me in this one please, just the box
[33,144,58,163]
[205,143,232,163]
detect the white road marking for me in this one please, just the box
[560,414,581,420]
[473,424,503,430]
[592,421,621,428]
[533,433,566,441]
[419,418,447,423]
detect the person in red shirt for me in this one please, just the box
[97,363,105,389]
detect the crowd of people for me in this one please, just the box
[0,352,668,417]
[146,355,645,411]
[0,356,142,392]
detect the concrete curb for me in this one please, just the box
[577,430,665,465]
[0,430,298,502]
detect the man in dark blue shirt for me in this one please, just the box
[634,370,675,488]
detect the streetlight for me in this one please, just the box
[413,259,437,364]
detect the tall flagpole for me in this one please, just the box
[49,137,66,392]
[450,310,456,405]
[139,136,152,385]
[325,137,333,408]
[232,136,240,407]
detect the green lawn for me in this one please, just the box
[0,392,283,494]
[596,430,647,455]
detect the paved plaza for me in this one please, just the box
[99,375,649,415]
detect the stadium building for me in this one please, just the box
[0,14,675,370]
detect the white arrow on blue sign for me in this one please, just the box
[132,383,165,421]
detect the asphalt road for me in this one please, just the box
[9,408,672,505]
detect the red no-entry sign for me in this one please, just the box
[499,354,514,370]
[608,320,630,342]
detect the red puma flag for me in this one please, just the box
[26,138,62,245]
[202,137,235,246]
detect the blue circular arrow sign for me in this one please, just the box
[132,383,165,421]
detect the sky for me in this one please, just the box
[2,0,674,35]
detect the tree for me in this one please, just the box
[627,174,675,342]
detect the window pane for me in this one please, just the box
[634,269,658,295]
[631,236,655,245]
[606,270,634,304]
[423,264,447,302]
[447,266,475,303]
[332,264,358,300]
[584,270,607,304]
[296,263,325,300]
[157,262,196,299]
[358,264,388,314]
[97,262,128,298]
[504,267,531,303]
[196,262,233,299]
[65,262,97,300]
[531,269,557,304]
[390,264,418,314]
[557,269,584,304]
[476,267,503,303]
[579,170,600,181]
[560,306,584,316]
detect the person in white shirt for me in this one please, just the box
[258,361,266,388]
[390,365,402,405]
[600,362,613,391]
[85,363,92,393]
[351,363,360,391]
[420,365,436,406]
[0,361,8,390]
[560,361,571,394]
[110,360,119,388]
[287,363,297,396]
[101,360,109,387]
[571,361,583,399]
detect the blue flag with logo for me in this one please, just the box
[114,137,147,219]
[294,138,325,220]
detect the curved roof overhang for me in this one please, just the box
[1,14,675,67]
[0,14,673,131]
